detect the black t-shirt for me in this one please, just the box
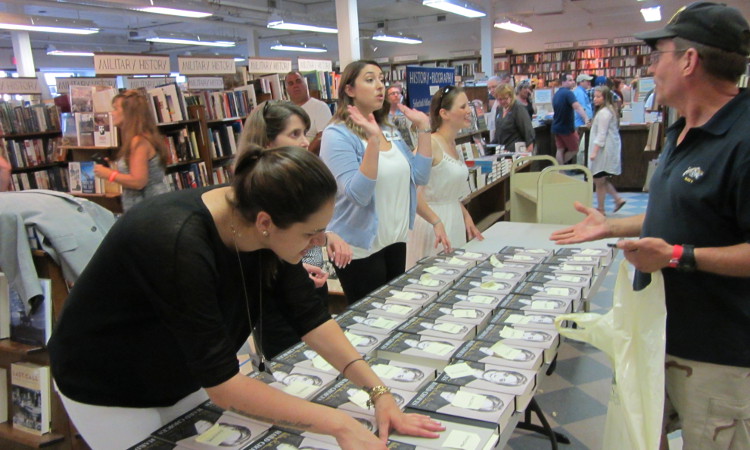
[48,186,331,407]
[636,89,750,367]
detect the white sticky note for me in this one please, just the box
[469,295,494,304]
[531,300,557,310]
[451,391,487,410]
[447,257,469,266]
[489,255,503,267]
[195,424,238,445]
[491,342,522,359]
[312,355,333,371]
[433,322,464,334]
[510,254,533,261]
[392,291,419,300]
[499,326,525,339]
[580,249,600,255]
[557,275,582,282]
[479,281,502,290]
[423,341,454,356]
[524,248,547,254]
[348,390,370,409]
[491,272,515,280]
[443,362,475,379]
[385,304,413,316]
[561,264,585,271]
[452,309,478,319]
[344,331,366,347]
[545,287,569,296]
[419,275,440,287]
[461,252,483,259]
[371,317,398,329]
[506,314,531,324]
[371,364,401,379]
[283,381,319,398]
[443,430,481,450]
[424,266,448,275]
[572,256,594,262]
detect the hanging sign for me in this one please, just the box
[124,77,176,90]
[94,53,171,75]
[298,58,333,72]
[187,77,225,90]
[248,57,292,74]
[0,77,41,94]
[405,66,455,113]
[56,77,117,92]
[178,56,236,75]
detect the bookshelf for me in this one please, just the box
[2,128,65,192]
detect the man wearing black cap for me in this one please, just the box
[550,3,750,447]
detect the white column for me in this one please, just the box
[335,0,360,68]
[246,29,260,58]
[11,31,35,77]
[480,0,494,78]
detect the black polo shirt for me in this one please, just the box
[636,88,750,367]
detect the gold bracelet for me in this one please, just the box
[365,385,392,408]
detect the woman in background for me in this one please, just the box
[515,81,536,119]
[589,86,626,215]
[491,84,535,154]
[406,86,483,267]
[93,89,169,212]
[321,60,432,303]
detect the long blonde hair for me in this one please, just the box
[331,60,389,139]
[114,90,168,166]
[593,86,619,127]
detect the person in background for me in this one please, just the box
[321,60,433,303]
[593,76,623,113]
[49,146,444,449]
[515,80,536,118]
[386,84,416,149]
[612,78,626,104]
[93,90,169,213]
[485,74,508,142]
[573,74,594,128]
[285,71,333,156]
[406,86,484,267]
[0,155,10,191]
[492,84,535,154]
[552,3,750,448]
[588,86,626,215]
[551,73,590,165]
[239,101,352,357]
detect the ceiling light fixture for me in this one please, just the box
[46,45,95,57]
[145,31,235,47]
[137,7,212,18]
[270,41,327,53]
[422,0,486,18]
[372,29,423,44]
[267,13,338,34]
[640,6,662,22]
[494,18,532,33]
[0,13,99,35]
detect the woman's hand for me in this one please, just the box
[303,263,328,288]
[462,209,484,242]
[348,105,381,140]
[326,232,352,268]
[396,104,430,130]
[93,163,112,180]
[432,222,452,253]
[549,201,609,245]
[589,151,598,161]
[374,394,444,443]
[334,417,389,450]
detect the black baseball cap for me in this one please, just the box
[634,2,750,56]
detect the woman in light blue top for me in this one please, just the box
[321,60,433,303]
[94,90,169,212]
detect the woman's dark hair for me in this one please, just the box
[231,144,336,229]
[332,60,389,138]
[429,85,465,132]
[240,100,311,149]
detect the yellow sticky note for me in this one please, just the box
[561,264,584,271]
[370,317,398,329]
[344,331,366,347]
[506,314,531,324]
[489,255,503,267]
[580,249,600,255]
[510,254,533,261]
[392,291,419,300]
[195,423,238,445]
[451,391,487,410]
[499,326,524,339]
[348,390,370,409]
[447,257,469,266]
[283,381,319,398]
[423,342,454,356]
[433,322,464,334]
[479,281,502,290]
[424,266,447,275]
[371,364,401,379]
[531,300,557,310]
[385,304,413,316]
[461,252,483,259]
[419,274,440,287]
[443,362,475,379]
[491,272,515,280]
[557,275,582,283]
[452,309,478,319]
[312,355,333,371]
[443,430,481,450]
[545,287,569,296]
[469,295,494,304]
[525,248,547,254]
[572,256,594,262]
[491,342,522,359]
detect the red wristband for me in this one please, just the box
[108,170,119,182]
[668,244,683,268]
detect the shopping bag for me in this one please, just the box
[555,260,666,450]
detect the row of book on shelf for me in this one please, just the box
[126,245,613,449]
[0,102,61,136]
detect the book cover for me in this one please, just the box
[474,256,535,274]
[368,285,436,307]
[418,302,491,328]
[452,278,515,296]
[93,112,113,147]
[388,272,451,295]
[436,361,536,412]
[376,332,461,371]
[492,251,548,265]
[246,429,339,450]
[75,112,95,146]
[0,273,8,339]
[406,382,514,433]
[463,266,527,284]
[437,249,490,264]
[545,254,601,272]
[311,378,413,415]
[512,281,581,303]
[435,290,506,311]
[556,247,613,266]
[341,328,387,356]
[349,297,419,321]
[398,316,476,342]
[453,339,543,371]
[60,112,78,146]
[79,161,97,194]
[525,271,592,297]
[9,279,52,347]
[245,361,336,400]
[280,410,378,446]
[69,85,95,113]
[334,309,404,336]
[10,362,51,435]
[406,263,467,282]
[502,293,573,315]
[417,255,475,269]
[271,341,339,377]
[68,161,83,194]
[476,323,560,364]
[532,262,594,277]
[365,357,436,393]
[490,308,559,331]
[390,410,500,450]
[498,246,556,258]
[92,86,117,113]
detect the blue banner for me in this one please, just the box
[405,66,456,113]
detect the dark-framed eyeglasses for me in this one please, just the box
[648,49,687,65]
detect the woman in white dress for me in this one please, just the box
[589,85,626,214]
[406,86,484,267]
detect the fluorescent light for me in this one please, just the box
[234,57,246,62]
[0,13,99,35]
[270,41,327,53]
[372,29,423,45]
[144,31,235,47]
[46,46,94,57]
[640,6,661,22]
[422,0,486,18]
[267,14,338,33]
[137,7,212,18]
[494,19,532,33]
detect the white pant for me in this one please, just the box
[59,389,209,449]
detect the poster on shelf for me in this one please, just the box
[405,66,455,113]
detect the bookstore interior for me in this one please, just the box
[0,0,749,448]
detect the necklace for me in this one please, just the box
[229,210,271,374]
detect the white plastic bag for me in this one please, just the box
[554,260,666,450]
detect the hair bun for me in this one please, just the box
[234,144,265,176]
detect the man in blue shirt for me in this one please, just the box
[551,73,590,164]
[573,74,594,127]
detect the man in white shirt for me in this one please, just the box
[284,71,332,155]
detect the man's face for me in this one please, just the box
[487,81,499,99]
[387,87,402,107]
[564,75,575,89]
[580,79,591,89]
[649,38,684,108]
[285,72,309,104]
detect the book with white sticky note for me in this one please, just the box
[406,382,515,434]
[368,285,437,306]
[271,341,340,376]
[334,309,405,336]
[311,378,415,415]
[407,263,466,282]
[556,246,613,265]
[376,332,462,370]
[390,411,500,450]
[388,271,452,295]
[475,256,535,274]
[246,361,337,400]
[502,293,573,315]
[438,249,490,264]
[452,339,543,371]
[349,296,419,320]
[452,278,514,296]
[366,357,436,392]
[398,316,476,342]
[435,289,505,311]
[512,281,581,303]
[490,308,560,330]
[419,302,492,328]
[476,324,560,364]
